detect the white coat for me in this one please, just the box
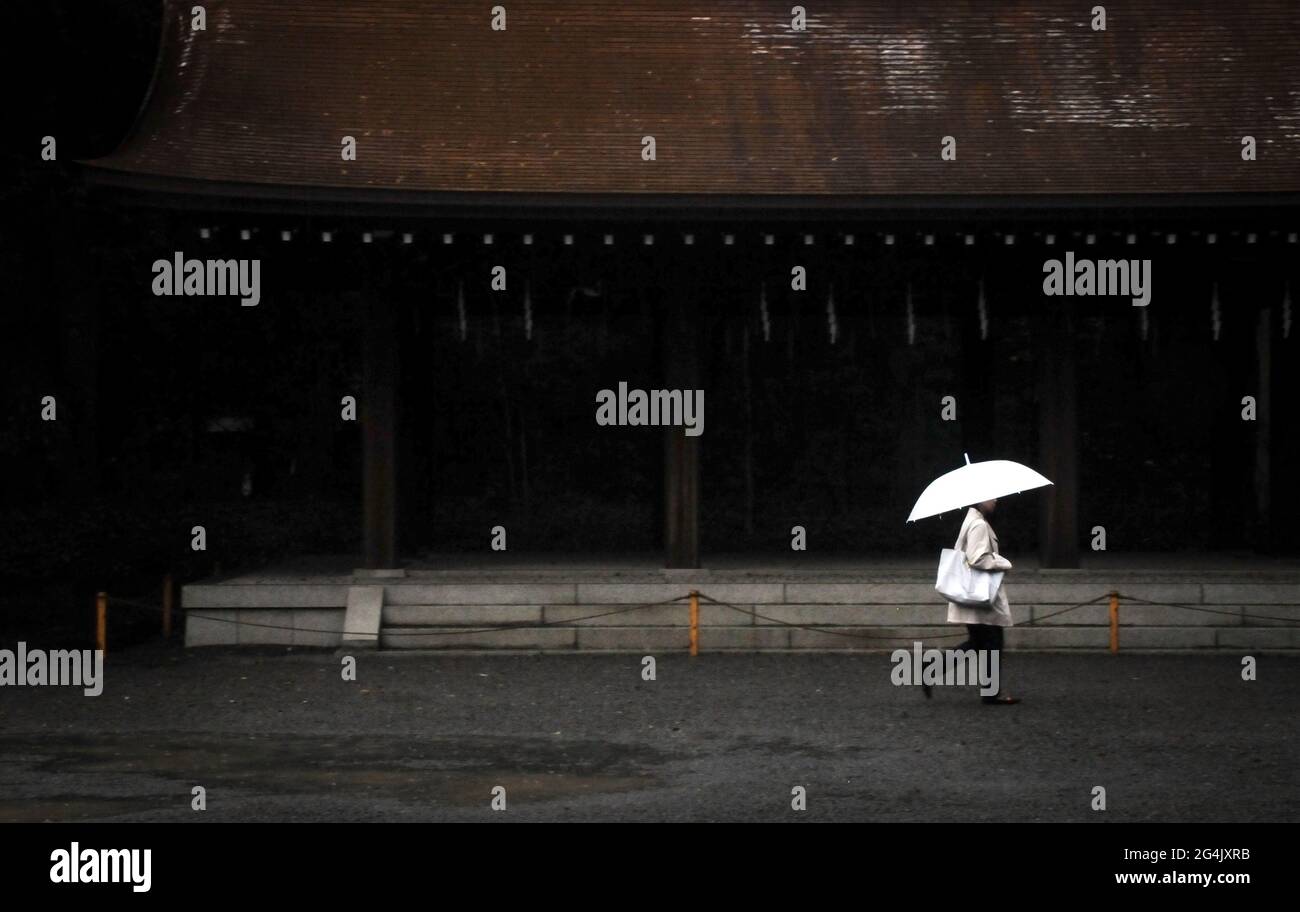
[946,507,1014,627]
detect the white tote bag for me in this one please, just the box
[934,548,1004,609]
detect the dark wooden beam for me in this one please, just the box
[1254,305,1273,549]
[663,298,700,569]
[362,293,399,569]
[1037,299,1079,568]
[959,277,996,463]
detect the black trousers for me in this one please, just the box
[956,624,1004,697]
[958,623,1003,652]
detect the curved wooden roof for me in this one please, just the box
[87,0,1300,205]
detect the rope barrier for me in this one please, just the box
[95,587,1296,650]
[1113,592,1299,625]
[696,592,964,641]
[105,592,693,640]
[696,591,1113,642]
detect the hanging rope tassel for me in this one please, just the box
[523,282,533,341]
[906,282,916,347]
[457,281,468,342]
[1283,282,1292,340]
[826,283,838,345]
[1210,282,1221,342]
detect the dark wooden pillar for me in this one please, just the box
[960,277,996,462]
[1037,299,1079,568]
[1253,305,1272,548]
[663,298,700,568]
[60,255,100,499]
[362,294,399,568]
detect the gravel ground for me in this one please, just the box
[0,646,1295,822]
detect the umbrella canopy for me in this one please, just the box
[907,455,1053,522]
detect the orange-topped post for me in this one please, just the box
[689,591,700,657]
[1109,592,1120,654]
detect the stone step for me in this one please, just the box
[183,579,1300,650]
[188,579,1300,610]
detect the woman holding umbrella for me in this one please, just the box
[908,455,1053,706]
[947,497,1019,705]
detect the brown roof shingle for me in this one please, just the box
[87,0,1300,200]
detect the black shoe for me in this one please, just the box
[981,694,1020,705]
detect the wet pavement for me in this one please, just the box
[0,647,1295,821]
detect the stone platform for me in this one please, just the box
[181,553,1300,652]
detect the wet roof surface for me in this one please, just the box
[88,0,1300,199]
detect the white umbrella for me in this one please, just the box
[907,454,1052,522]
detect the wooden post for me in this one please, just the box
[958,277,996,466]
[1108,592,1120,654]
[61,279,100,498]
[664,429,700,568]
[162,573,174,640]
[1254,307,1272,548]
[95,592,107,656]
[1037,299,1080,568]
[662,298,701,569]
[689,590,700,656]
[742,326,755,538]
[362,293,399,569]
